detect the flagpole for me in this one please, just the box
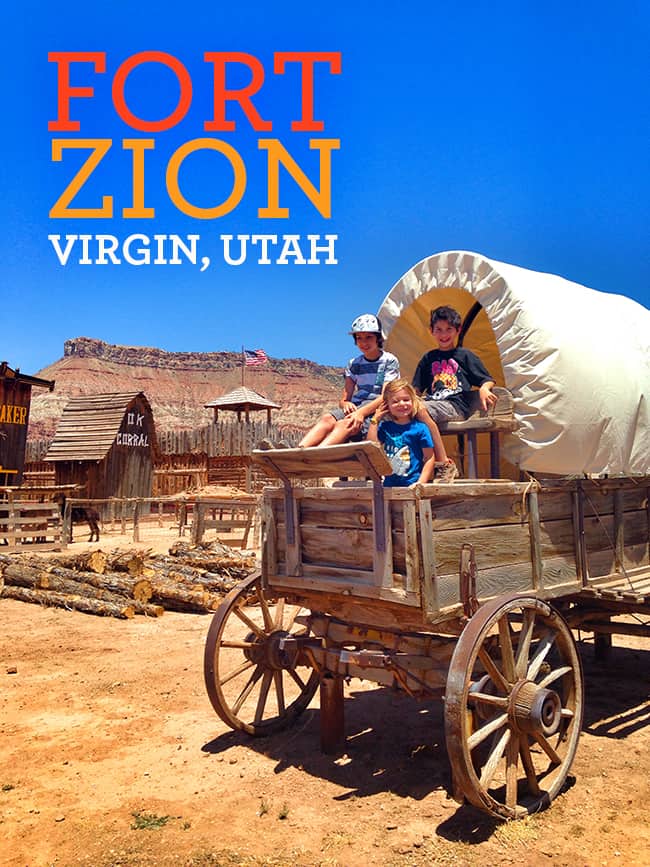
[241,346,245,386]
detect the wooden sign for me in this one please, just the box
[0,378,32,485]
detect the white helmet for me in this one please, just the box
[349,313,382,334]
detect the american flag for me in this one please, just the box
[243,348,268,366]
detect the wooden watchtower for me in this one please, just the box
[205,386,280,424]
[204,387,280,492]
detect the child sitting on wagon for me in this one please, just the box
[298,315,454,481]
[413,305,497,424]
[298,314,398,447]
[367,378,437,486]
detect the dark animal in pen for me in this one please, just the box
[54,494,101,542]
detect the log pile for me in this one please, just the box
[0,541,258,620]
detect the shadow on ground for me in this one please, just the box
[201,638,649,841]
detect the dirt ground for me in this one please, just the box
[1,528,650,867]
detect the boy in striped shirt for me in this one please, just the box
[299,314,400,447]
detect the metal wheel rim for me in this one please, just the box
[445,594,584,819]
[204,573,319,735]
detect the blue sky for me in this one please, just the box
[3,1,648,375]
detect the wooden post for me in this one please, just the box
[178,502,187,536]
[63,500,72,544]
[241,504,255,549]
[418,498,438,617]
[577,482,589,583]
[466,431,479,478]
[527,489,544,591]
[285,493,302,577]
[132,500,140,543]
[613,490,624,573]
[320,674,345,754]
[402,501,420,594]
[646,485,650,565]
[489,432,500,479]
[594,626,613,662]
[191,502,203,544]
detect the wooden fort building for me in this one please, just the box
[0,362,55,487]
[45,393,156,503]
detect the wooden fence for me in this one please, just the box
[26,419,303,462]
[24,420,303,495]
[62,496,258,548]
[0,498,63,552]
[154,420,301,456]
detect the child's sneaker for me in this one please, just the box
[434,459,459,484]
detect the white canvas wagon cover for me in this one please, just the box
[377,250,649,476]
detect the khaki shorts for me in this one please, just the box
[329,399,374,440]
[422,399,466,423]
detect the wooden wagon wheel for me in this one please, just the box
[204,572,319,735]
[445,594,584,819]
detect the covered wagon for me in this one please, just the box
[204,252,650,819]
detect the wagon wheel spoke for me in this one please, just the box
[273,671,286,715]
[477,646,509,693]
[515,609,536,678]
[221,639,256,650]
[255,584,274,632]
[532,732,561,766]
[232,665,264,716]
[526,629,555,680]
[479,726,511,788]
[538,665,572,689]
[204,574,319,736]
[445,595,584,819]
[288,667,310,691]
[233,605,267,639]
[498,616,517,682]
[505,734,520,810]
[468,712,508,750]
[468,692,509,710]
[285,604,305,632]
[519,738,542,796]
[274,597,286,629]
[254,670,274,723]
[220,658,256,687]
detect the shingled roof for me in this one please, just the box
[45,393,152,462]
[204,387,280,411]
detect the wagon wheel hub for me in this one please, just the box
[204,574,319,736]
[243,629,299,671]
[508,679,562,737]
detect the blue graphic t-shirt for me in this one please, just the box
[377,419,433,487]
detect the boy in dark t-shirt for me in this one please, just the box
[412,306,497,422]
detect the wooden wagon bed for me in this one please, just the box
[253,442,650,628]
